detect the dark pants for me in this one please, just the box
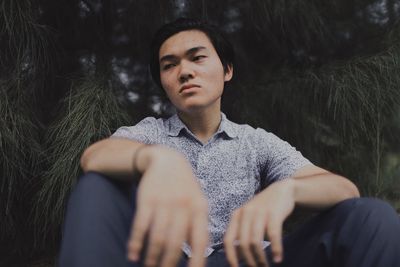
[58,172,400,267]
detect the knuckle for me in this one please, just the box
[243,206,256,216]
[272,245,282,254]
[127,240,139,250]
[196,198,208,210]
[245,205,256,212]
[151,237,165,247]
[240,235,249,243]
[243,255,256,267]
[192,200,206,211]
[145,258,157,267]
[223,238,234,247]
[161,258,175,267]
[133,224,146,235]
[174,195,190,207]
[250,239,259,247]
[161,253,175,266]
[239,240,249,249]
[223,235,233,244]
[146,197,158,207]
[232,209,241,218]
[168,239,182,250]
[268,231,279,241]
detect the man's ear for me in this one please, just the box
[224,64,233,82]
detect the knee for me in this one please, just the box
[342,197,395,214]
[335,197,399,227]
[72,172,113,200]
[358,198,398,223]
[68,172,132,209]
[66,172,135,221]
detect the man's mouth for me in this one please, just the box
[180,84,200,93]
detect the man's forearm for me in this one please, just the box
[80,138,151,181]
[289,165,360,211]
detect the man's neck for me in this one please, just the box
[177,105,222,144]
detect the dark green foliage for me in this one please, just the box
[0,0,399,266]
[250,0,333,52]
[239,22,400,198]
[0,0,56,84]
[0,79,42,257]
[32,75,130,250]
[0,0,55,261]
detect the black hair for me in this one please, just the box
[149,17,235,89]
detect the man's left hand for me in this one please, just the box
[223,178,296,267]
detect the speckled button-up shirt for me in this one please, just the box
[111,112,311,257]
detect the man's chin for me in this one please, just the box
[179,105,204,113]
[175,97,221,114]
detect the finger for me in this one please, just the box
[188,202,208,267]
[145,208,170,267]
[251,214,268,267]
[266,219,283,264]
[127,206,153,262]
[224,210,240,267]
[239,208,257,267]
[160,210,189,267]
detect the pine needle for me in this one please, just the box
[31,74,130,250]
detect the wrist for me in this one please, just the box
[133,145,154,174]
[289,177,306,206]
[135,145,180,173]
[280,178,297,203]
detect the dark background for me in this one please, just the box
[1,0,399,266]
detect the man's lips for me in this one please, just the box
[180,84,200,93]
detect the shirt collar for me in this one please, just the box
[167,112,238,139]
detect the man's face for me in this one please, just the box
[158,30,233,113]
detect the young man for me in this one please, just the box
[59,18,400,267]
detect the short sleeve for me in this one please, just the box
[255,128,312,186]
[110,117,159,144]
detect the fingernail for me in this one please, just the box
[127,252,138,262]
[274,255,282,263]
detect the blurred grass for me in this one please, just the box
[31,74,130,253]
[1,0,399,265]
[0,78,43,258]
[239,22,400,202]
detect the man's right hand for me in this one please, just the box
[127,145,209,267]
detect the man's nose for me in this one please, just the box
[179,61,195,83]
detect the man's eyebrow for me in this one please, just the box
[185,46,206,56]
[159,46,207,63]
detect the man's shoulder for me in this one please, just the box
[135,116,167,128]
[228,120,289,150]
[227,119,272,140]
[110,116,168,142]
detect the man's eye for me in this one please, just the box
[163,63,175,70]
[193,55,206,61]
